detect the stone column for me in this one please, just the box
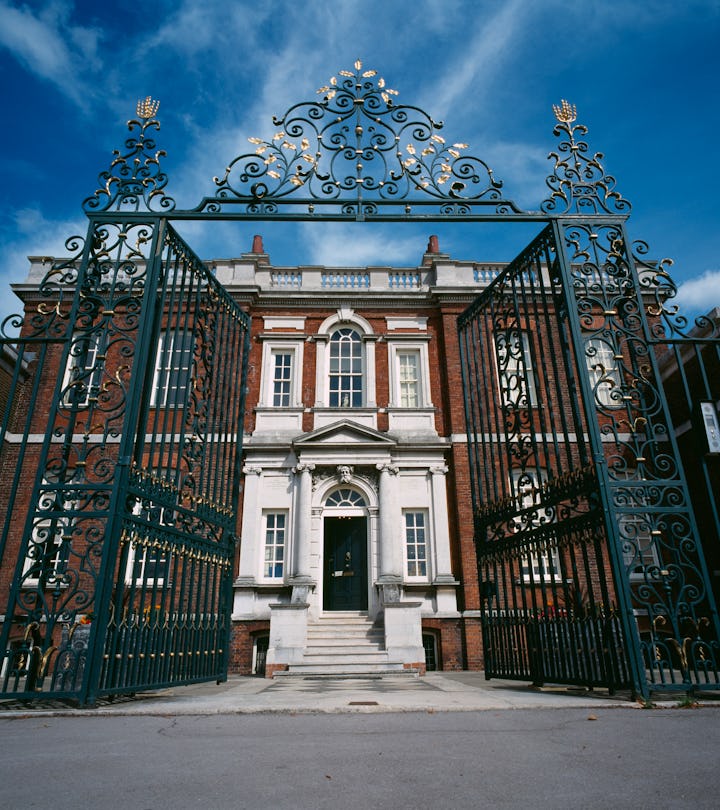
[235,465,263,584]
[232,465,263,620]
[292,462,315,583]
[429,464,459,616]
[376,462,402,584]
[429,465,455,583]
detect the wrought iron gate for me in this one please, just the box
[1,65,718,703]
[459,219,720,698]
[0,217,249,704]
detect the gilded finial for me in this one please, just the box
[552,99,576,124]
[136,96,160,120]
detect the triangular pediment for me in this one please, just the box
[293,420,396,449]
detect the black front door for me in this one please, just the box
[323,517,368,611]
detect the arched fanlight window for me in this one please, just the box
[325,488,366,507]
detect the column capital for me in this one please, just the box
[376,462,399,476]
[293,462,316,475]
[429,465,449,476]
[243,465,263,475]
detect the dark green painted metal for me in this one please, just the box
[459,220,720,696]
[0,219,249,704]
[459,226,634,693]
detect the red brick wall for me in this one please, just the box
[422,618,464,671]
[228,620,270,674]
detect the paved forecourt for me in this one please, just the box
[3,671,713,717]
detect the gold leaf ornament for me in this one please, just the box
[553,99,577,123]
[136,96,160,119]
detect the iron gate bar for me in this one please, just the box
[1,62,718,702]
[459,225,635,693]
[0,215,249,704]
[80,216,167,705]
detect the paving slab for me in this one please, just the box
[1,671,695,717]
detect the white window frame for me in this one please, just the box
[262,511,288,581]
[585,337,622,408]
[510,468,561,583]
[521,549,561,584]
[619,512,661,579]
[271,351,293,407]
[388,341,432,409]
[328,327,364,408]
[22,480,75,588]
[150,331,194,408]
[260,341,303,407]
[495,329,538,409]
[314,311,377,410]
[403,509,430,581]
[62,332,103,407]
[125,497,175,587]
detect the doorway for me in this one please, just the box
[323,517,368,611]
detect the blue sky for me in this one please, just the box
[1,0,719,325]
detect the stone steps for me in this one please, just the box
[279,613,413,677]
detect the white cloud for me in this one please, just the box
[417,0,527,118]
[0,1,102,106]
[476,141,551,209]
[301,223,423,267]
[0,207,86,329]
[674,270,720,316]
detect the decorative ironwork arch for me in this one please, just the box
[81,61,631,222]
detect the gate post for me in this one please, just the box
[551,215,720,698]
[550,218,649,699]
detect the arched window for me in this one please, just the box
[328,328,363,407]
[325,488,367,508]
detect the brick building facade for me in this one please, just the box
[3,236,508,677]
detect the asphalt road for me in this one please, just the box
[2,708,718,809]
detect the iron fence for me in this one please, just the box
[0,220,249,704]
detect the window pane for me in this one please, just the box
[405,511,428,578]
[398,351,421,407]
[63,332,103,407]
[153,331,194,407]
[264,512,286,578]
[496,330,537,408]
[329,329,363,408]
[272,352,293,407]
[586,338,622,408]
